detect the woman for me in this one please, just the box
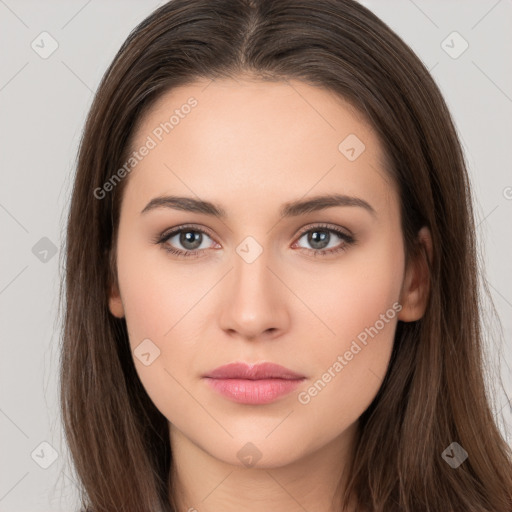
[59,0,512,510]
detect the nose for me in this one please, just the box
[218,245,290,341]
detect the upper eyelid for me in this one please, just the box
[295,223,352,237]
[160,223,214,239]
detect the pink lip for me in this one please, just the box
[204,362,305,380]
[203,362,305,404]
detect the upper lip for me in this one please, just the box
[203,362,305,380]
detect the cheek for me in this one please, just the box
[115,237,215,413]
[300,231,404,346]
[116,235,207,342]
[294,234,403,416]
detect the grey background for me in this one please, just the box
[0,0,511,510]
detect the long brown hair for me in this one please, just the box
[59,1,512,510]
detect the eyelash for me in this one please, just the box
[154,223,356,259]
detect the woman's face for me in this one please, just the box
[108,77,426,469]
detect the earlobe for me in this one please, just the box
[108,284,125,318]
[107,246,125,318]
[398,226,432,322]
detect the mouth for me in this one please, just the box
[202,362,306,405]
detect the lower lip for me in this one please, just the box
[204,377,304,404]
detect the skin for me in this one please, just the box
[108,76,431,512]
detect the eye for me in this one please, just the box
[293,224,356,257]
[155,224,218,259]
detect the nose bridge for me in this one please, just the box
[219,236,288,338]
[234,239,272,299]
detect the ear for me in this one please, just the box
[398,226,432,322]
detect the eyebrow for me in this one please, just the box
[140,193,376,218]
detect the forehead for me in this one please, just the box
[123,77,396,218]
